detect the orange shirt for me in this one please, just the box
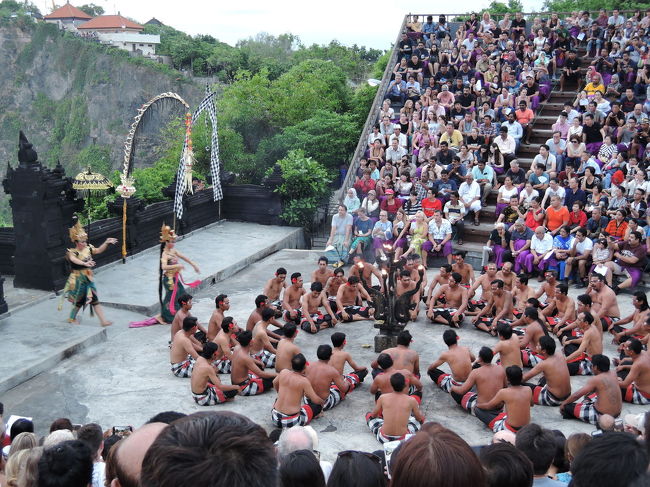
[604,219,628,239]
[516,108,534,125]
[545,206,569,231]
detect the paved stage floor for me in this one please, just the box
[1,247,645,462]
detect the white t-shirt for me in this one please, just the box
[543,186,566,204]
[498,185,519,203]
[531,233,554,254]
[574,237,594,255]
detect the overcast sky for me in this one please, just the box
[46,0,546,49]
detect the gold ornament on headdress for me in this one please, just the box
[160,223,177,243]
[69,221,88,242]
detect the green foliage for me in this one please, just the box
[32,92,56,123]
[350,84,379,128]
[486,0,525,14]
[271,60,350,127]
[46,96,89,163]
[77,3,104,16]
[270,150,332,227]
[371,51,391,79]
[71,145,112,176]
[293,41,382,81]
[542,0,646,11]
[256,110,358,172]
[217,69,274,152]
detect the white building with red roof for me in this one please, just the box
[43,2,91,29]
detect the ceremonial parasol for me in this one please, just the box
[72,166,114,240]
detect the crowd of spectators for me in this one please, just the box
[338,10,650,289]
[1,403,649,487]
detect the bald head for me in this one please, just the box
[113,422,166,487]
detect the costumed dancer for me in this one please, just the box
[156,223,201,325]
[60,221,117,326]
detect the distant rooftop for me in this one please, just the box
[78,14,144,31]
[43,2,92,20]
[145,17,164,26]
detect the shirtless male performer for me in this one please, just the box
[428,330,475,392]
[211,316,240,374]
[522,336,571,406]
[324,267,347,312]
[170,317,200,378]
[371,353,423,402]
[371,330,420,378]
[250,308,278,368]
[495,261,515,291]
[555,294,596,340]
[533,270,559,315]
[306,345,354,410]
[335,276,374,322]
[271,353,324,428]
[467,262,499,314]
[545,283,576,333]
[611,292,650,343]
[617,338,650,405]
[350,255,385,293]
[300,282,338,334]
[476,365,533,433]
[450,347,506,415]
[560,354,622,425]
[427,272,469,327]
[207,294,229,341]
[246,295,285,337]
[170,294,207,347]
[275,323,300,373]
[366,372,426,443]
[493,323,524,368]
[190,342,240,406]
[513,274,535,320]
[451,250,475,286]
[425,264,452,307]
[403,254,427,300]
[395,270,423,321]
[587,273,620,331]
[230,330,277,396]
[311,256,334,288]
[471,279,514,334]
[263,267,288,311]
[330,332,369,385]
[563,311,601,376]
[520,307,551,368]
[282,272,307,325]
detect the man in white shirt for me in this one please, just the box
[564,227,593,286]
[607,9,625,27]
[530,226,554,277]
[459,173,482,226]
[545,132,567,172]
[385,139,407,164]
[422,211,453,264]
[389,125,408,151]
[532,144,558,179]
[470,160,495,206]
[494,126,518,166]
[541,179,566,208]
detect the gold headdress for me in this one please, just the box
[160,223,177,243]
[69,221,88,242]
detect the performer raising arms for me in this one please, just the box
[62,220,117,326]
[156,224,200,324]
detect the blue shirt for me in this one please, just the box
[564,188,588,209]
[471,165,495,183]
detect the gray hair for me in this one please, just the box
[277,426,314,459]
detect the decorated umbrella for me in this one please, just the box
[72,166,114,240]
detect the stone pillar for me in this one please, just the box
[2,132,82,290]
[0,275,8,315]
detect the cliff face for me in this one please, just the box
[0,23,203,224]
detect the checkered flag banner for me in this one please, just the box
[174,88,222,220]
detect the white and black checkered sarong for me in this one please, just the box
[365,413,422,444]
[623,383,650,405]
[192,383,227,405]
[212,358,231,374]
[532,384,567,406]
[271,404,318,428]
[171,356,195,378]
[251,350,276,368]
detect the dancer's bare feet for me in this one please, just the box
[100,321,113,327]
[68,318,80,325]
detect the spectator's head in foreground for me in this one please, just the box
[140,412,277,487]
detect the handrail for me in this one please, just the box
[407,9,640,18]
[331,16,407,210]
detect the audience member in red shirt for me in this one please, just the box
[568,202,588,233]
